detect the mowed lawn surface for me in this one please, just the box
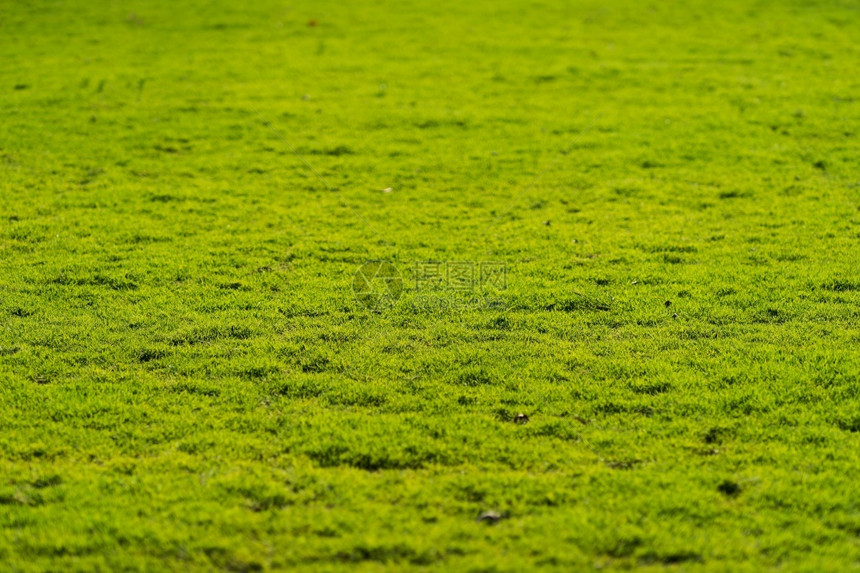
[2,0,859,570]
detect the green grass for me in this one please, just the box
[1,0,860,570]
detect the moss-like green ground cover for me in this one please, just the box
[1,0,859,570]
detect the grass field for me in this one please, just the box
[2,0,860,570]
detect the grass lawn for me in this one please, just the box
[1,0,859,570]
